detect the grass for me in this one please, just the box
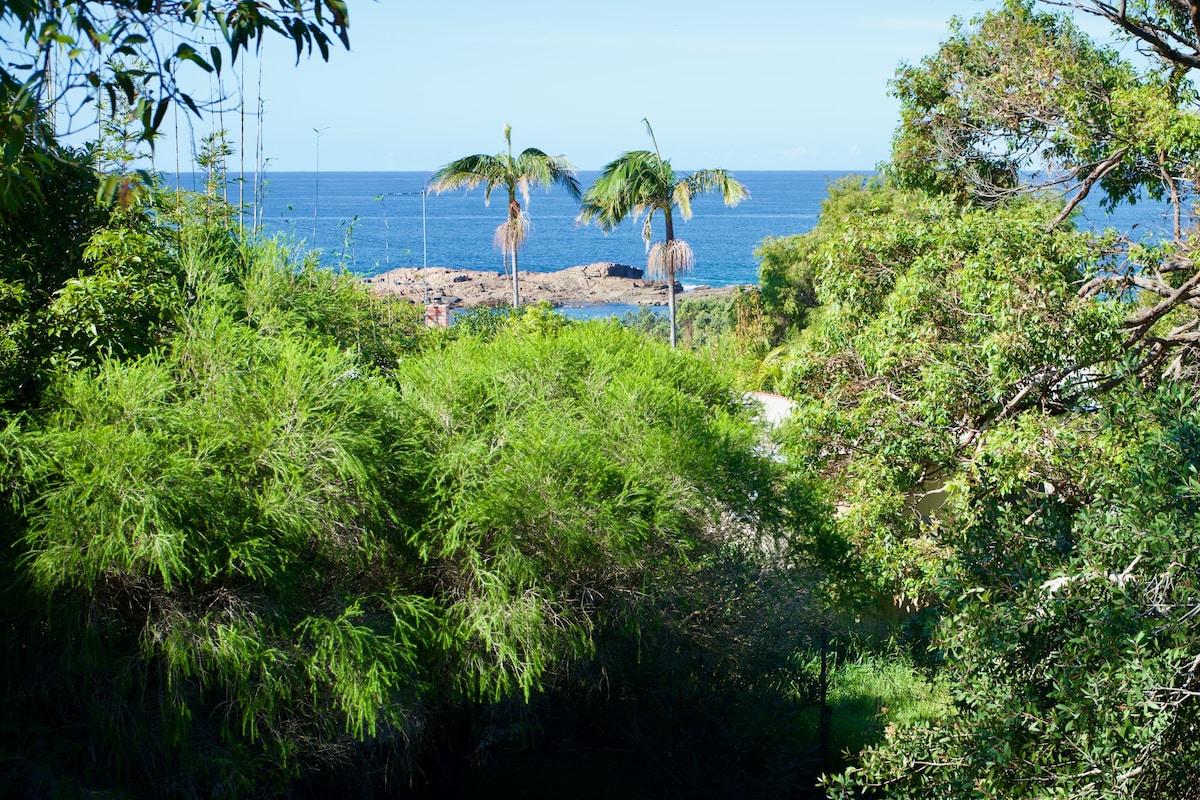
[793,651,951,772]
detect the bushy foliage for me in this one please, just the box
[772,181,1125,604]
[829,382,1200,798]
[757,233,821,335]
[0,145,108,406]
[2,258,432,795]
[620,295,736,344]
[1,217,836,796]
[397,315,839,681]
[448,304,517,341]
[755,176,926,336]
[889,0,1200,215]
[620,291,777,389]
[42,205,186,367]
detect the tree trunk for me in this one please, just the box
[512,249,520,308]
[665,212,677,348]
[667,267,677,348]
[819,624,831,770]
[509,196,521,308]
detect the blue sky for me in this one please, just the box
[140,1,1115,172]
[142,0,993,172]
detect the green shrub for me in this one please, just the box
[2,240,840,795]
[828,383,1200,799]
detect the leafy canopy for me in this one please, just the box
[1044,0,1200,71]
[890,0,1200,223]
[767,179,1125,604]
[829,383,1200,800]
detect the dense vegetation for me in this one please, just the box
[760,174,1200,799]
[750,3,1200,797]
[0,145,851,796]
[7,0,1200,798]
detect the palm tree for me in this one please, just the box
[429,125,581,307]
[578,120,748,347]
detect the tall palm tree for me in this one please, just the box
[578,120,748,347]
[429,125,581,307]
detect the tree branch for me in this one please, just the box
[1121,266,1200,342]
[1048,147,1131,230]
[1043,1,1200,69]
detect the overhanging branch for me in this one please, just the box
[1042,1,1200,69]
[1048,147,1131,230]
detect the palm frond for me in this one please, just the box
[428,154,507,205]
[643,118,662,160]
[515,148,582,203]
[686,169,750,207]
[641,214,655,250]
[673,179,694,221]
[578,150,673,232]
[429,128,579,211]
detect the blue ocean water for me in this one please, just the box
[179,170,1179,289]
[177,171,842,287]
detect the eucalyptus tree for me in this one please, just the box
[429,125,580,307]
[891,0,1200,385]
[891,0,1200,228]
[826,379,1200,800]
[578,120,748,348]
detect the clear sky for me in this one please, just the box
[139,0,1002,173]
[131,0,1118,173]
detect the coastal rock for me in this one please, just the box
[580,262,643,280]
[366,264,740,309]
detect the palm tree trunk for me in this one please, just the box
[667,267,677,348]
[509,195,521,308]
[512,249,520,308]
[665,213,677,348]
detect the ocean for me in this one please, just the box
[182,170,1180,291]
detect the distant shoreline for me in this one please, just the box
[365,264,749,308]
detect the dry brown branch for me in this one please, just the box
[1049,147,1132,229]
[1121,266,1200,339]
[1041,1,1200,68]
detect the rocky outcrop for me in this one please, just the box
[364,263,745,308]
[581,262,643,279]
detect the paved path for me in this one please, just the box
[746,391,796,428]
